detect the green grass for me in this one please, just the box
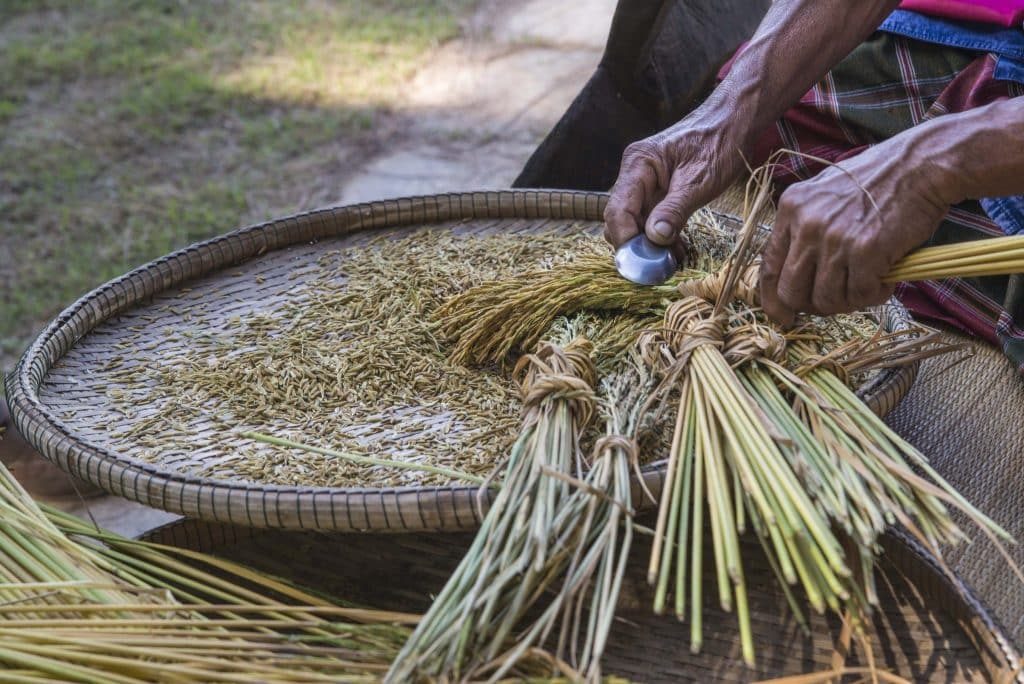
[0,0,476,370]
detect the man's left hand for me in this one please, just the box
[759,136,953,325]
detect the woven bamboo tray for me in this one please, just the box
[6,190,917,532]
[140,515,1020,682]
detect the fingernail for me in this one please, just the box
[651,220,674,243]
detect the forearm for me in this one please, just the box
[907,98,1024,203]
[707,0,899,150]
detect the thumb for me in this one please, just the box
[644,174,700,246]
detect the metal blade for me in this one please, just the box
[614,234,677,285]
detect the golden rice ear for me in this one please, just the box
[436,253,683,368]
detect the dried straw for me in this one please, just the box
[0,459,415,681]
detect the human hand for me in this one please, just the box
[603,105,749,260]
[759,136,953,326]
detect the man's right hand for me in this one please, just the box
[603,108,747,259]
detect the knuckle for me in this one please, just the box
[653,198,686,224]
[847,274,875,300]
[777,191,798,218]
[823,227,853,253]
[603,202,620,224]
[624,139,662,162]
[775,281,799,309]
[848,234,876,260]
[850,279,889,308]
[779,183,807,208]
[761,244,784,275]
[621,143,661,174]
[604,196,634,224]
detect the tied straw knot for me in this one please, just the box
[644,262,786,370]
[722,319,787,367]
[514,338,597,426]
[593,434,640,468]
[794,352,851,386]
[639,296,727,369]
[662,296,727,350]
[677,261,761,307]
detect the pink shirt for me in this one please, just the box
[898,0,1024,27]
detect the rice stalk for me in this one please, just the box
[435,208,735,369]
[0,459,416,681]
[640,295,848,666]
[885,234,1024,282]
[436,253,680,368]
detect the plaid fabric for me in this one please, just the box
[732,33,1024,375]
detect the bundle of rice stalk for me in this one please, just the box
[784,336,1013,566]
[536,358,659,682]
[385,337,600,682]
[643,172,1018,666]
[640,289,845,666]
[436,252,677,368]
[0,460,415,682]
[481,355,660,682]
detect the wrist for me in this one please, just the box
[890,117,966,207]
[657,80,761,179]
[704,66,770,153]
[899,101,1024,206]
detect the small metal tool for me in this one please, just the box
[614,233,678,286]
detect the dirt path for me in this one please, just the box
[340,0,614,202]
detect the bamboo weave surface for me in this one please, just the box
[885,330,1024,652]
[6,190,916,532]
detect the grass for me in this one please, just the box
[0,0,477,371]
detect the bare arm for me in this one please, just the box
[604,0,900,251]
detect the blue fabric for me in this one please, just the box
[880,9,1024,87]
[982,196,1024,235]
[879,9,1024,235]
[994,53,1024,81]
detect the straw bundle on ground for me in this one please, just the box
[0,459,415,681]
[386,336,602,681]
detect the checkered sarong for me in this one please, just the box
[728,33,1024,374]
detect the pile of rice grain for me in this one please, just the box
[109,229,608,487]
